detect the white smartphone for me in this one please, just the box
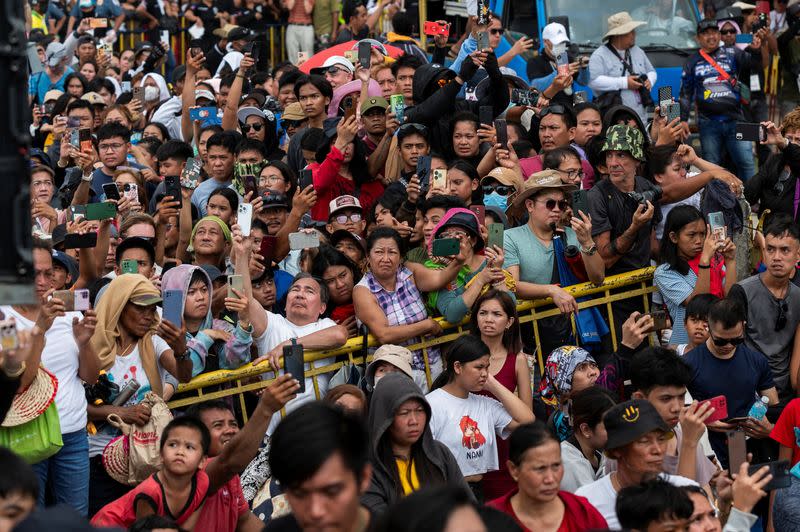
[238,203,253,236]
[124,183,138,202]
[74,289,91,311]
[288,231,320,251]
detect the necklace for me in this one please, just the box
[116,339,135,356]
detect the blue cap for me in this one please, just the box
[52,250,78,284]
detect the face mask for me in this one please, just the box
[484,191,508,212]
[144,86,160,102]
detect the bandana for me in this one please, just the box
[538,345,596,407]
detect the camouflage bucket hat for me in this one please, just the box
[601,124,645,161]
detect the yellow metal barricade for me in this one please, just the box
[169,267,657,416]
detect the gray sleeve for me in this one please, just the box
[723,507,758,532]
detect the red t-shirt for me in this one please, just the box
[198,470,250,532]
[308,146,385,222]
[771,398,800,466]
[487,489,607,532]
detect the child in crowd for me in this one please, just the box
[91,417,211,529]
[671,293,718,356]
[0,448,38,530]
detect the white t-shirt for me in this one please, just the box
[426,388,512,477]
[576,473,698,529]
[2,306,87,434]
[255,311,337,435]
[559,439,606,493]
[88,335,171,456]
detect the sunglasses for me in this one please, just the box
[536,198,570,211]
[776,300,789,331]
[482,184,514,196]
[283,119,306,128]
[490,29,505,35]
[327,66,348,75]
[241,123,264,133]
[539,105,568,118]
[720,29,737,35]
[398,122,428,135]
[710,334,745,347]
[333,213,362,224]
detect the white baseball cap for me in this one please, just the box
[542,22,569,46]
[312,56,355,75]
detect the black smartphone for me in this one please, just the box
[479,105,493,126]
[511,88,540,107]
[735,122,767,143]
[283,343,305,392]
[665,103,681,123]
[646,310,669,332]
[189,39,203,58]
[748,460,791,490]
[164,175,182,207]
[242,173,258,199]
[416,155,432,188]
[727,430,747,476]
[572,190,588,216]
[242,42,254,56]
[64,232,98,249]
[102,183,121,201]
[299,168,313,190]
[494,119,508,149]
[358,41,371,70]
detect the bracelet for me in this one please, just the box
[698,263,711,269]
[174,350,190,362]
[580,243,598,256]
[3,361,26,379]
[81,173,93,182]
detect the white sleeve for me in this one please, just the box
[152,334,172,359]
[485,396,513,439]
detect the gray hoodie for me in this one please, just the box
[362,373,472,514]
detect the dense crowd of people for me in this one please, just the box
[6,0,800,530]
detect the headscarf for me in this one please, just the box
[90,274,164,397]
[189,215,232,253]
[718,19,747,50]
[538,345,596,407]
[140,72,170,103]
[161,265,213,376]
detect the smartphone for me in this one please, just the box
[64,232,96,249]
[432,238,460,257]
[358,41,371,70]
[476,0,490,25]
[646,310,668,331]
[67,116,81,128]
[662,103,680,124]
[470,205,485,225]
[511,88,540,107]
[749,460,791,490]
[476,31,489,51]
[69,204,87,222]
[556,50,570,77]
[189,106,219,121]
[727,430,747,475]
[26,42,44,74]
[70,128,81,149]
[85,202,117,221]
[133,86,145,108]
[734,33,754,44]
[572,190,589,216]
[708,211,726,243]
[52,289,75,311]
[102,183,121,201]
[701,395,729,425]
[432,168,447,190]
[297,51,308,62]
[573,91,587,105]
[288,231,321,251]
[242,42,254,56]
[121,81,131,93]
[238,203,253,236]
[164,175,182,207]
[240,170,258,199]
[299,168,313,190]
[227,274,244,299]
[488,223,504,249]
[416,155,431,185]
[123,183,138,202]
[121,258,139,274]
[74,288,90,311]
[283,343,306,392]
[181,157,202,189]
[658,86,672,111]
[79,128,92,153]
[342,95,357,121]
[0,320,18,351]
[163,289,183,326]
[495,119,508,149]
[735,122,767,143]
[423,21,449,36]
[390,94,405,124]
[88,17,108,29]
[259,235,278,263]
[189,39,203,58]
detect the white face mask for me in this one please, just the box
[144,85,160,102]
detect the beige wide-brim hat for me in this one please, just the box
[510,170,577,219]
[366,344,414,385]
[603,11,647,40]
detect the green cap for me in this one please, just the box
[601,124,645,161]
[361,96,389,114]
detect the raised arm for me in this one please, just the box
[221,53,255,131]
[353,285,440,344]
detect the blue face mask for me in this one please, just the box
[484,191,508,212]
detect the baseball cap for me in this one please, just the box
[261,189,289,210]
[603,399,673,451]
[237,106,266,123]
[542,22,569,45]
[366,344,414,387]
[213,24,239,39]
[195,89,216,104]
[697,18,720,33]
[281,102,306,121]
[241,92,267,109]
[311,56,355,75]
[52,250,78,282]
[199,264,224,283]
[81,92,106,106]
[361,96,389,114]
[329,230,367,253]
[329,195,362,217]
[228,27,253,41]
[45,42,67,67]
[44,89,63,103]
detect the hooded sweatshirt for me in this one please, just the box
[362,373,471,513]
[161,264,253,376]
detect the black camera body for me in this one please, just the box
[627,186,663,206]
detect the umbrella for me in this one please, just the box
[299,41,405,73]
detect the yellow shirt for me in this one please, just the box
[395,458,419,496]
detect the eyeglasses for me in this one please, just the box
[259,174,285,185]
[440,230,470,240]
[241,123,264,133]
[539,105,568,118]
[333,213,362,224]
[482,184,514,196]
[536,198,569,211]
[776,300,789,331]
[98,142,125,152]
[282,119,306,128]
[720,29,737,35]
[489,29,505,35]
[559,168,585,180]
[710,334,745,347]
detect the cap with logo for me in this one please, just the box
[542,22,570,45]
[261,190,289,210]
[361,96,389,114]
[603,399,673,451]
[45,42,67,67]
[697,18,721,33]
[329,195,363,217]
[601,124,646,161]
[81,92,106,106]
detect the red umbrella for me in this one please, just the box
[299,41,405,73]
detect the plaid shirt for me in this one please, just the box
[357,266,440,370]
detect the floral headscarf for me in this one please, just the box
[538,345,596,407]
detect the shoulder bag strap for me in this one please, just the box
[699,49,737,88]
[605,43,633,76]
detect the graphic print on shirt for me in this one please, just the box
[460,416,486,455]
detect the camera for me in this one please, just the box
[627,186,662,206]
[635,74,654,108]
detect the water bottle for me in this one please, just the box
[111,379,140,406]
[748,396,769,420]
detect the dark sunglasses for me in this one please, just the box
[539,105,567,118]
[776,300,789,331]
[720,29,737,35]
[710,334,745,347]
[538,198,570,211]
[490,28,505,35]
[398,122,428,135]
[241,123,264,133]
[282,119,306,128]
[327,66,348,75]
[482,184,514,196]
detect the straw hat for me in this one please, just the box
[1,367,58,427]
[102,435,131,485]
[603,12,647,40]
[510,170,577,218]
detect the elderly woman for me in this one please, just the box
[87,274,193,515]
[181,215,232,268]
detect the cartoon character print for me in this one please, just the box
[459,416,486,450]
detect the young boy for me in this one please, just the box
[0,448,38,530]
[91,417,211,529]
[673,294,718,356]
[616,478,694,532]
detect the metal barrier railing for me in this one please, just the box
[168,266,657,418]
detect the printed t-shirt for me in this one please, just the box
[771,398,800,466]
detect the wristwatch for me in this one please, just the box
[174,350,190,362]
[81,172,93,182]
[580,243,598,256]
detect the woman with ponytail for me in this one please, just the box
[426,335,535,503]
